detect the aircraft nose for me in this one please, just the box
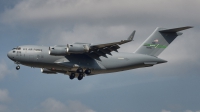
[7,51,12,59]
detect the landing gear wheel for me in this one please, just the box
[76,68,83,73]
[78,73,84,80]
[69,73,75,80]
[16,66,20,70]
[85,69,91,75]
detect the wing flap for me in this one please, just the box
[100,48,112,55]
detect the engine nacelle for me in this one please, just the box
[49,46,67,56]
[49,44,90,56]
[68,44,89,53]
[41,68,57,74]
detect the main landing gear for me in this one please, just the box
[69,68,91,80]
[78,73,84,80]
[69,73,75,80]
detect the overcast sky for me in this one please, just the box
[0,0,200,112]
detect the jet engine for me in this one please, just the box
[41,68,57,74]
[49,46,67,56]
[49,44,90,56]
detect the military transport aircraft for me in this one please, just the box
[7,26,192,80]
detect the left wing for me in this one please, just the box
[86,30,136,60]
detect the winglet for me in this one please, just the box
[128,30,136,41]
[159,26,193,33]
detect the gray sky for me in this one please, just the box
[0,0,200,112]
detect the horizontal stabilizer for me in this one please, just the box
[159,26,193,33]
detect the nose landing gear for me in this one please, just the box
[16,65,20,70]
[15,62,20,70]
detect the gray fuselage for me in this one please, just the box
[7,45,167,76]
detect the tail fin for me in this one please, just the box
[134,26,192,56]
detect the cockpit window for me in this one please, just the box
[13,51,16,53]
[13,47,21,50]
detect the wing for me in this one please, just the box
[86,30,136,60]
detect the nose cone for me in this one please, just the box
[7,51,12,59]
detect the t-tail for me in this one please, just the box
[135,26,193,56]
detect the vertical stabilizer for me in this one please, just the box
[134,26,192,56]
